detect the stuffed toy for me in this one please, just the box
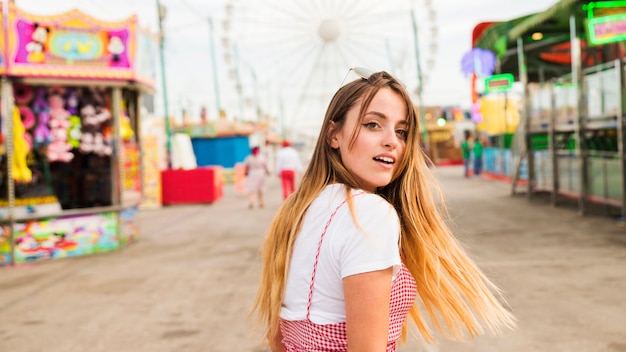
[120,100,135,141]
[16,106,35,153]
[47,92,73,162]
[33,110,51,147]
[32,87,48,112]
[47,127,74,162]
[48,93,70,129]
[18,106,35,130]
[32,87,51,147]
[92,133,112,156]
[66,88,79,116]
[67,115,82,149]
[12,107,33,183]
[13,84,34,105]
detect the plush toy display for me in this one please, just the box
[47,92,74,162]
[79,87,112,156]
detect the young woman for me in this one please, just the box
[252,69,515,351]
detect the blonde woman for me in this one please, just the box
[252,68,515,351]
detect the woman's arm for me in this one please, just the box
[343,267,393,352]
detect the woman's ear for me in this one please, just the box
[326,121,339,149]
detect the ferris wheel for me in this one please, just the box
[221,0,438,135]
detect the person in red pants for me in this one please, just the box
[275,140,303,200]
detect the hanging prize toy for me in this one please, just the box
[120,100,134,141]
[66,88,79,115]
[46,93,74,162]
[12,107,33,183]
[13,84,34,105]
[67,115,82,149]
[32,87,51,146]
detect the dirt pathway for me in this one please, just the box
[1,166,625,352]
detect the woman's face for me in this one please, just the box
[329,87,408,192]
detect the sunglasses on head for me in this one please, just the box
[340,66,375,86]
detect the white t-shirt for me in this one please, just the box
[280,184,402,324]
[275,146,303,173]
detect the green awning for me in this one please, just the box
[508,0,580,39]
[474,15,535,57]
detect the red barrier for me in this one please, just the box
[161,166,223,205]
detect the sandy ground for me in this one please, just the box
[1,165,625,352]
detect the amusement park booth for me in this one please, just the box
[472,0,626,219]
[0,4,158,265]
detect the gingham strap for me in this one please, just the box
[306,191,364,320]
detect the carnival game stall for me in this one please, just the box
[0,4,157,266]
[471,0,626,219]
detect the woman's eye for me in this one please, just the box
[363,121,379,129]
[396,130,408,139]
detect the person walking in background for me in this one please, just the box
[461,130,473,177]
[473,134,485,177]
[243,146,269,209]
[252,68,515,351]
[275,140,304,200]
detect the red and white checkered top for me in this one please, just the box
[280,194,417,351]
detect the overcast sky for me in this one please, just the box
[14,0,556,131]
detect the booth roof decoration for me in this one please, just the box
[460,47,496,77]
[3,3,156,89]
[0,9,5,75]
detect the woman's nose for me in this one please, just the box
[384,130,399,148]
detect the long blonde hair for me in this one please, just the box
[252,71,515,344]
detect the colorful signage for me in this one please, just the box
[1,212,119,265]
[6,3,139,81]
[587,13,626,45]
[584,1,626,45]
[484,73,514,93]
[584,1,626,18]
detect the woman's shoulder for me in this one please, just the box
[315,184,400,237]
[321,184,392,206]
[352,192,398,223]
[353,191,392,208]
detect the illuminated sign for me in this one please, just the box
[484,73,514,92]
[584,1,626,18]
[584,1,626,45]
[587,13,626,45]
